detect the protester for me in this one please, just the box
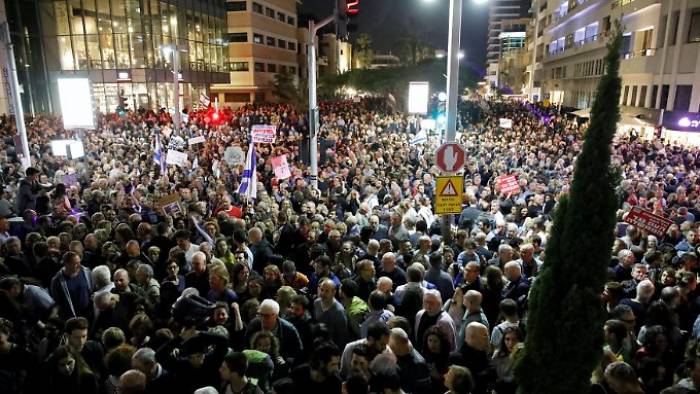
[2,98,700,393]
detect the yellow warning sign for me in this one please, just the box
[435,175,464,214]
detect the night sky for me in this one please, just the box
[300,0,490,72]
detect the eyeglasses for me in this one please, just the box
[256,312,275,318]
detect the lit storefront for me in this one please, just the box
[660,111,700,146]
[6,0,229,114]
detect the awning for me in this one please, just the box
[571,108,591,118]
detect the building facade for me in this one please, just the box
[528,0,700,118]
[4,0,228,115]
[487,0,532,64]
[211,0,299,106]
[489,17,529,89]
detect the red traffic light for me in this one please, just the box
[347,0,359,15]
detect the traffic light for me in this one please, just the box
[336,0,348,40]
[347,0,360,15]
[116,89,128,116]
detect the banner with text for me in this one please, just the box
[497,175,520,194]
[251,125,276,143]
[624,206,673,237]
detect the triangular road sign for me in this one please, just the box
[440,180,459,197]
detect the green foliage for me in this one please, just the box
[271,71,308,112]
[319,59,479,108]
[513,26,623,394]
[354,34,374,69]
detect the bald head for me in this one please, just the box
[504,261,522,281]
[118,369,146,394]
[465,290,483,311]
[423,289,442,315]
[465,322,490,352]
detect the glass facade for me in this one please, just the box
[6,0,228,114]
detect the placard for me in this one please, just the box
[224,146,245,166]
[251,125,276,143]
[166,150,188,167]
[156,193,182,217]
[497,175,520,194]
[271,155,291,180]
[499,118,513,129]
[188,135,205,146]
[624,206,673,237]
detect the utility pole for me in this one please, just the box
[445,0,462,143]
[307,14,335,189]
[0,22,30,170]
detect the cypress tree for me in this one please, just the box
[513,27,623,394]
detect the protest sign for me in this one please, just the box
[224,146,245,166]
[251,125,276,143]
[497,175,520,194]
[188,135,206,146]
[271,155,291,180]
[166,150,188,167]
[624,206,673,237]
[156,193,182,217]
[499,118,513,129]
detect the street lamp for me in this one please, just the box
[161,44,185,132]
[423,0,488,143]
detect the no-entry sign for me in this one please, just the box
[435,142,466,173]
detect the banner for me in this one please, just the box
[624,206,673,237]
[410,129,428,145]
[166,150,188,167]
[251,125,276,143]
[224,146,245,166]
[497,175,520,194]
[271,155,291,180]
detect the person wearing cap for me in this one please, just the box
[15,167,40,215]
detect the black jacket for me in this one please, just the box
[245,317,303,363]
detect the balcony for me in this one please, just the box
[547,32,606,59]
[620,48,660,74]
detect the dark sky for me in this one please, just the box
[300,0,490,72]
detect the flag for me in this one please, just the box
[199,92,211,108]
[237,142,257,200]
[154,134,166,175]
[410,129,428,145]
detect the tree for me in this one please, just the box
[271,71,308,112]
[513,27,623,394]
[354,34,374,69]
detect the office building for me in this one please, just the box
[487,0,532,64]
[488,17,529,89]
[211,0,299,105]
[3,0,229,115]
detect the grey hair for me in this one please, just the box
[132,347,157,365]
[259,299,280,315]
[136,263,154,278]
[92,265,112,288]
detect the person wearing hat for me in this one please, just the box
[15,167,40,215]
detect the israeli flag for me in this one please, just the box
[410,129,428,145]
[237,142,257,200]
[154,134,166,175]
[199,92,211,108]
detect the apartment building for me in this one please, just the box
[212,0,299,105]
[488,17,530,89]
[528,0,700,122]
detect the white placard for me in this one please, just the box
[51,140,85,159]
[57,78,95,130]
[166,150,188,167]
[271,155,291,180]
[251,125,276,143]
[224,146,245,166]
[188,135,206,146]
[408,82,429,114]
[499,118,513,129]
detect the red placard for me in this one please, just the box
[624,206,673,237]
[497,175,520,194]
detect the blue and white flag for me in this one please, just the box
[410,129,428,145]
[199,92,211,108]
[237,142,257,200]
[154,134,166,175]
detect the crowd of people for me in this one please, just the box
[0,96,699,394]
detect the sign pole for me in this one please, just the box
[1,22,30,170]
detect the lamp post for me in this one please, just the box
[162,44,183,132]
[0,22,30,170]
[424,0,487,143]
